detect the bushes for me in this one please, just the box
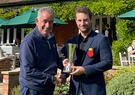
[104,68,118,84]
[106,66,135,95]
[10,85,20,95]
[10,67,135,95]
[112,66,135,78]
[112,20,135,65]
[10,83,69,95]
[105,66,135,84]
[106,72,135,95]
[54,82,69,95]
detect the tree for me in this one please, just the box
[48,0,135,20]
[0,6,29,19]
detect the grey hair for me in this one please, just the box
[132,40,135,45]
[37,7,54,20]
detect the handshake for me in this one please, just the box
[53,58,86,86]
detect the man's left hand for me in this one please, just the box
[70,66,85,76]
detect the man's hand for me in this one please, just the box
[63,59,69,66]
[129,50,135,54]
[53,75,62,86]
[53,74,67,86]
[70,66,85,76]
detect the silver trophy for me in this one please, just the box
[63,43,76,73]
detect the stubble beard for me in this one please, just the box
[80,27,91,34]
[79,23,92,34]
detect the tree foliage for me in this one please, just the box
[49,1,93,21]
[0,6,29,19]
[112,20,135,65]
[48,0,135,21]
[0,0,134,21]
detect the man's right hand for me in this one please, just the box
[53,75,62,87]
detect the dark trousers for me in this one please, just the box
[20,85,49,95]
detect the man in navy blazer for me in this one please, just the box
[63,6,113,95]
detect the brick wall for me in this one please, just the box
[0,58,11,82]
[2,69,20,95]
[2,74,9,95]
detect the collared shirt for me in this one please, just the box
[95,29,100,33]
[74,32,91,95]
[77,33,91,65]
[105,29,109,37]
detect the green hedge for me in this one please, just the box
[54,82,69,95]
[106,72,135,95]
[112,20,135,65]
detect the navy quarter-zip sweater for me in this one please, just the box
[19,27,63,94]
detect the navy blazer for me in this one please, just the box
[67,31,113,95]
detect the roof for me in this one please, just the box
[118,9,135,20]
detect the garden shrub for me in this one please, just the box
[54,82,69,95]
[104,66,135,84]
[106,72,135,95]
[10,85,20,95]
[10,83,69,95]
[112,66,135,77]
[104,68,118,84]
[112,20,135,66]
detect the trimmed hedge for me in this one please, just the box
[106,72,135,95]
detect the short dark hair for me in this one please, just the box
[75,6,92,19]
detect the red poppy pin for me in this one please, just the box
[87,48,94,58]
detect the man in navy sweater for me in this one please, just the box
[19,7,64,95]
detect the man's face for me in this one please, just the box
[75,13,92,33]
[35,10,54,36]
